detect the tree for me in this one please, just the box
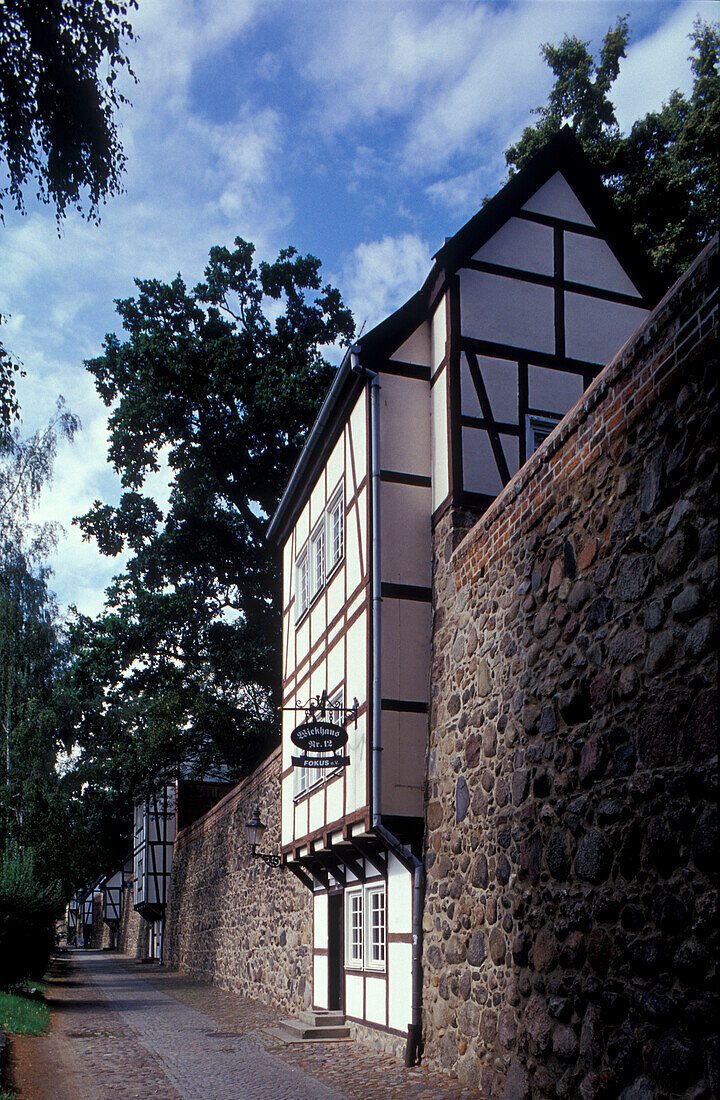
[506,18,719,285]
[0,0,136,223]
[75,239,354,785]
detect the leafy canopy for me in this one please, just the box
[75,239,354,786]
[0,0,136,223]
[506,18,719,285]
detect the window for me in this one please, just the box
[526,413,561,456]
[327,489,344,573]
[296,550,309,620]
[368,887,386,969]
[294,485,343,626]
[310,522,325,600]
[345,883,386,971]
[347,889,363,967]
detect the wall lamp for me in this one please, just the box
[244,807,282,868]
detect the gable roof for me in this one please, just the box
[267,127,659,545]
[359,126,659,362]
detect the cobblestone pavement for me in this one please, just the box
[113,954,477,1100]
[14,949,477,1100]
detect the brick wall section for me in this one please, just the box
[423,238,718,1099]
[164,748,313,1013]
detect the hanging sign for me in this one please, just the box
[291,719,348,753]
[291,753,350,769]
[291,719,349,769]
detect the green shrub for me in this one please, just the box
[0,843,60,987]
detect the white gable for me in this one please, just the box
[522,171,594,227]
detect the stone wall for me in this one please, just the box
[117,881,150,959]
[164,748,313,1013]
[423,240,718,1099]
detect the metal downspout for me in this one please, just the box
[351,347,425,1068]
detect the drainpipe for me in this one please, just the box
[350,347,426,1068]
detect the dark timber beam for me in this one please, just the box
[350,838,387,877]
[286,863,315,891]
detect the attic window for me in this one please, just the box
[526,413,561,456]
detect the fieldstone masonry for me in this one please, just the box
[164,748,313,1014]
[422,239,718,1098]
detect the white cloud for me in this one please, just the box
[612,4,713,131]
[341,234,431,333]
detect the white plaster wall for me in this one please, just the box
[345,707,367,816]
[393,322,430,367]
[522,171,594,226]
[430,296,447,369]
[326,776,343,823]
[473,216,554,276]
[381,598,431,702]
[308,788,324,833]
[461,353,519,423]
[380,482,431,587]
[348,391,367,481]
[294,798,308,838]
[346,973,363,1018]
[430,369,449,512]
[345,486,366,596]
[314,892,328,945]
[388,943,412,1032]
[565,293,648,364]
[380,711,427,817]
[325,434,345,498]
[564,232,639,295]
[462,428,519,496]
[365,976,387,1026]
[378,373,430,476]
[388,854,412,932]
[528,364,585,413]
[460,270,555,354]
[314,954,329,1010]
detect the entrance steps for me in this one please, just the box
[270,1009,351,1042]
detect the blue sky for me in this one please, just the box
[1,0,714,616]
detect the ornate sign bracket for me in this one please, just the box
[283,690,358,770]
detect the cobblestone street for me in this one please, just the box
[10,950,476,1100]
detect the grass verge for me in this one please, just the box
[0,987,49,1036]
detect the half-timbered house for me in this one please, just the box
[101,858,131,949]
[133,785,176,959]
[268,128,654,1060]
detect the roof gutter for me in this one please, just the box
[267,346,356,545]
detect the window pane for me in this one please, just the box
[328,495,343,567]
[348,892,363,964]
[370,889,386,964]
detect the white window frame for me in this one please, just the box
[310,520,325,601]
[367,885,386,970]
[295,549,309,621]
[526,412,561,456]
[346,887,364,969]
[326,486,344,575]
[345,882,386,972]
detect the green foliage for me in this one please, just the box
[74,239,354,789]
[0,986,50,1036]
[0,0,137,223]
[506,18,719,286]
[0,843,60,987]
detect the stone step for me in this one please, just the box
[299,1010,346,1028]
[271,1013,351,1042]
